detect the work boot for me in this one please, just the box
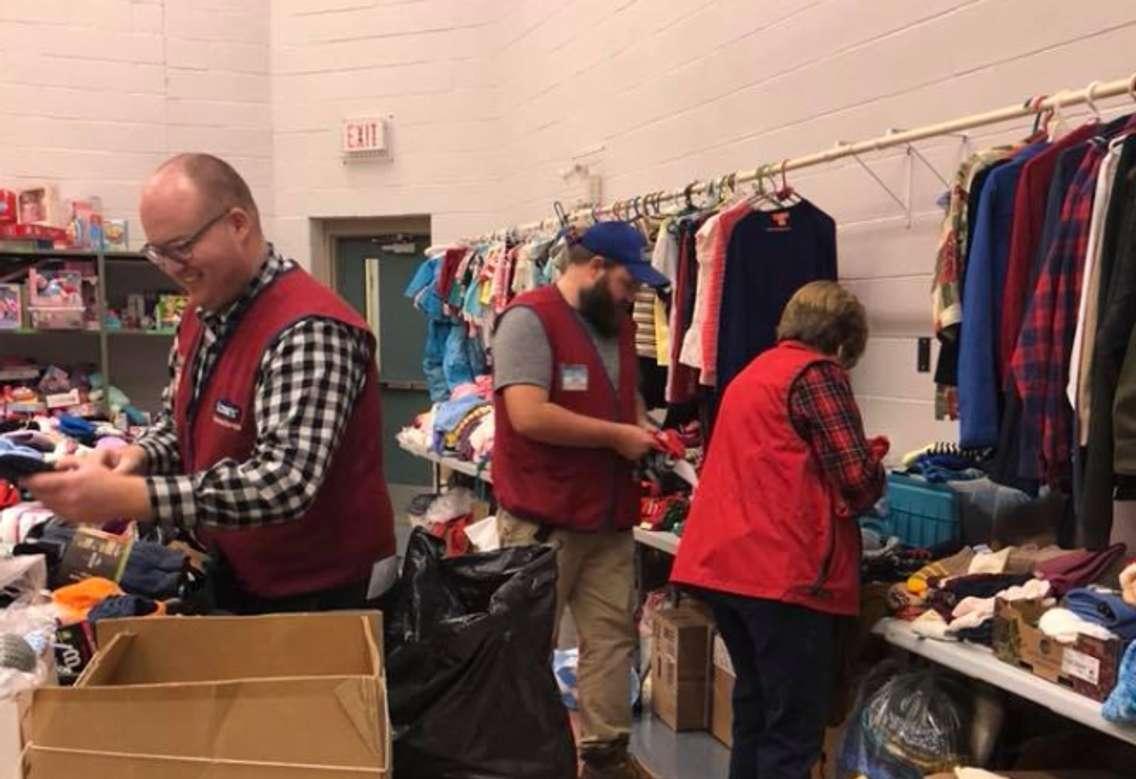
[579,745,656,779]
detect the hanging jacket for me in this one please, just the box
[175,267,395,599]
[492,285,641,532]
[671,341,861,615]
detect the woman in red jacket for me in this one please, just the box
[671,281,887,779]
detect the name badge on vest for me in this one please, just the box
[561,364,588,392]
[213,399,243,430]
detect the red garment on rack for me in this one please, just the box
[666,221,701,403]
[437,247,466,300]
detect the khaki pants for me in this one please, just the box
[497,509,636,751]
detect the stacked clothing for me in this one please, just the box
[884,542,1127,646]
[430,394,494,465]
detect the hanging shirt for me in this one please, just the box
[715,200,837,398]
[1079,131,1136,548]
[1012,142,1108,486]
[651,219,678,367]
[665,217,704,404]
[1000,124,1101,369]
[932,146,1018,420]
[678,211,722,372]
[633,288,658,359]
[699,198,752,388]
[1069,137,1126,444]
[957,142,1047,448]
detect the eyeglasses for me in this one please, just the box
[140,209,231,273]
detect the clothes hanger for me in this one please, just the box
[1046,90,1070,142]
[1084,81,1103,123]
[743,164,778,210]
[1026,94,1052,141]
[774,159,800,205]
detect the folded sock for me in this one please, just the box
[1064,588,1136,641]
[87,594,163,623]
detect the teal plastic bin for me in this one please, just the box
[879,472,960,547]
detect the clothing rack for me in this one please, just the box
[469,73,1136,242]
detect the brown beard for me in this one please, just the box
[578,279,622,337]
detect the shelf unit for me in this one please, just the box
[0,248,177,412]
[398,439,492,484]
[399,438,687,555]
[874,618,1136,747]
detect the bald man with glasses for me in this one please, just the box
[25,153,396,614]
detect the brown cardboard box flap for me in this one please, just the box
[32,677,385,766]
[32,613,389,771]
[24,745,385,777]
[91,612,382,683]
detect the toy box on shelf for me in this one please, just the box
[155,295,187,330]
[0,285,21,330]
[0,191,15,225]
[17,184,62,228]
[27,269,85,331]
[66,198,104,251]
[103,219,128,251]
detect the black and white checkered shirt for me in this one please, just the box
[136,248,373,530]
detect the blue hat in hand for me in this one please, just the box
[578,221,670,288]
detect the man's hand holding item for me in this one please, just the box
[613,424,657,461]
[22,455,152,525]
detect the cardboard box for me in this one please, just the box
[0,694,30,779]
[23,748,385,778]
[993,598,1122,702]
[28,612,390,776]
[652,601,713,731]
[710,633,735,747]
[0,285,20,330]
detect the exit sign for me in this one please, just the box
[342,116,388,157]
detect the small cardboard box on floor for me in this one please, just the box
[710,633,735,747]
[24,612,390,777]
[652,600,713,731]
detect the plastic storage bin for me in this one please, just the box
[880,472,960,547]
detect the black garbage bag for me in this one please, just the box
[382,529,576,779]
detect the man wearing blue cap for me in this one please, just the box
[493,221,667,778]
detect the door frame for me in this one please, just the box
[309,215,431,289]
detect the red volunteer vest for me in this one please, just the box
[173,266,395,599]
[493,285,642,532]
[671,341,861,615]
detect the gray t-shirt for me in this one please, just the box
[493,306,620,391]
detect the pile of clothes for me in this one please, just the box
[881,542,1128,645]
[0,516,207,685]
[864,535,1136,723]
[398,379,496,468]
[405,488,487,558]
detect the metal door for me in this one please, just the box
[335,236,431,487]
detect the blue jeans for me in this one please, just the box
[693,590,836,779]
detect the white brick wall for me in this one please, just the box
[268,0,501,254]
[4,1,1136,451]
[484,0,1136,457]
[0,0,272,248]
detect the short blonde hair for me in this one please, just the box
[776,281,868,367]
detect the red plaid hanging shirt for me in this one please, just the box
[1010,140,1108,487]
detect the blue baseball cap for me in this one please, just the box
[578,221,670,288]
